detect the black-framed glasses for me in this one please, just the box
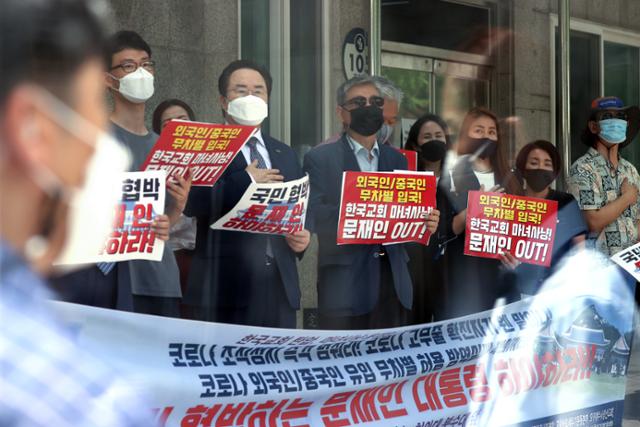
[597,110,627,121]
[110,60,156,74]
[341,95,384,110]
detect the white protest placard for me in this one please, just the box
[56,170,166,264]
[211,175,309,235]
[610,241,640,281]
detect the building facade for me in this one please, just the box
[109,0,640,326]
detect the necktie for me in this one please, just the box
[97,261,115,275]
[248,137,268,169]
[247,136,274,259]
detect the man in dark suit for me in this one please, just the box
[304,75,439,330]
[184,60,310,328]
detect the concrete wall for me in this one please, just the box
[297,0,371,326]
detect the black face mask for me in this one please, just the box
[466,137,497,158]
[420,139,447,162]
[348,105,384,136]
[523,169,556,192]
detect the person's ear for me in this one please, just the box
[3,87,52,169]
[219,95,229,112]
[337,105,350,125]
[588,120,599,135]
[104,72,118,91]
[219,95,230,122]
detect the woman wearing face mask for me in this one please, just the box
[403,114,454,322]
[404,114,450,176]
[440,107,520,318]
[499,140,587,297]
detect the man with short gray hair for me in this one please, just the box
[304,75,439,330]
[371,75,403,145]
[319,75,404,146]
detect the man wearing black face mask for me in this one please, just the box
[303,76,440,330]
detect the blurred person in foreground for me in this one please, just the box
[0,0,152,425]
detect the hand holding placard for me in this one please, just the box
[463,191,558,267]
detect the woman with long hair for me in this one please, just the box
[440,107,519,318]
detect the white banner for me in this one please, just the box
[49,250,635,427]
[211,175,309,235]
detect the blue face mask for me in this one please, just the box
[599,118,628,144]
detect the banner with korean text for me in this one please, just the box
[464,191,558,267]
[50,250,634,426]
[337,171,437,245]
[56,170,166,264]
[210,176,309,235]
[611,241,640,281]
[141,121,255,186]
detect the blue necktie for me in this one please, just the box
[247,137,274,259]
[248,137,268,169]
[97,261,115,275]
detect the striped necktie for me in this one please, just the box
[247,136,274,258]
[248,137,267,169]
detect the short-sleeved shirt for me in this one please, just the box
[568,147,640,256]
[112,123,181,297]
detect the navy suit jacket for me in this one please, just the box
[184,134,303,309]
[303,134,413,317]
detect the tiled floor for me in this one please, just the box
[624,326,640,426]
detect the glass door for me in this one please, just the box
[433,59,490,140]
[381,51,491,146]
[381,52,433,147]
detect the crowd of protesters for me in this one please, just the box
[41,27,640,331]
[4,1,640,426]
[3,4,640,336]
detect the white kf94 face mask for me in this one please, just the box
[110,67,155,104]
[226,94,269,126]
[26,88,131,269]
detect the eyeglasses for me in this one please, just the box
[341,95,385,110]
[229,86,266,97]
[110,60,156,74]
[598,110,627,121]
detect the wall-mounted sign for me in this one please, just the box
[342,28,369,80]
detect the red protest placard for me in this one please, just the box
[398,149,418,171]
[140,120,255,186]
[337,171,437,245]
[463,191,558,267]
